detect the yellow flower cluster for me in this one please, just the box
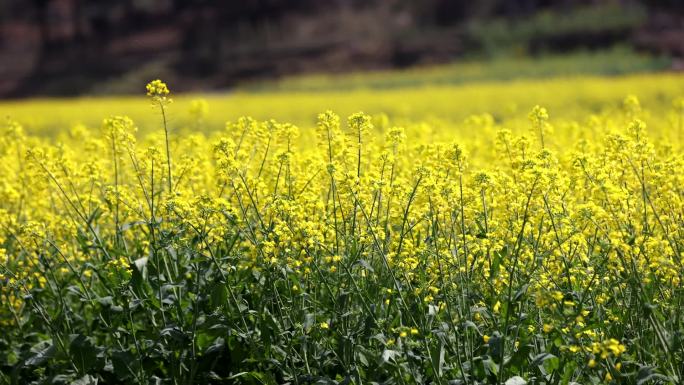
[146,79,172,104]
[146,79,170,97]
[105,256,133,285]
[591,338,627,359]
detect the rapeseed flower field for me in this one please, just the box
[1,74,684,384]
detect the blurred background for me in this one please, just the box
[0,0,682,98]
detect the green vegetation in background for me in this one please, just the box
[466,3,648,56]
[245,48,671,93]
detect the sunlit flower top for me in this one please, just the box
[146,79,172,105]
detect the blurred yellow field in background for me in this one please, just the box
[3,72,682,139]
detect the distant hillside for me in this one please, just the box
[0,0,682,97]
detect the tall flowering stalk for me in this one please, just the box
[146,79,173,194]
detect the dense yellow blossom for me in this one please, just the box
[0,76,683,383]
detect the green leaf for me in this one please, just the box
[463,320,481,334]
[487,332,503,358]
[513,284,529,302]
[430,339,446,377]
[505,376,527,385]
[490,250,502,280]
[356,259,374,273]
[381,349,400,364]
[133,257,148,271]
[532,352,557,370]
[560,360,576,385]
[111,350,139,380]
[227,372,249,380]
[357,348,370,366]
[69,334,104,373]
[70,374,98,385]
[482,355,499,376]
[120,220,145,232]
[96,296,113,307]
[303,313,315,332]
[543,356,559,374]
[24,342,55,367]
[211,284,228,309]
[235,371,277,385]
[636,366,669,385]
[508,342,532,371]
